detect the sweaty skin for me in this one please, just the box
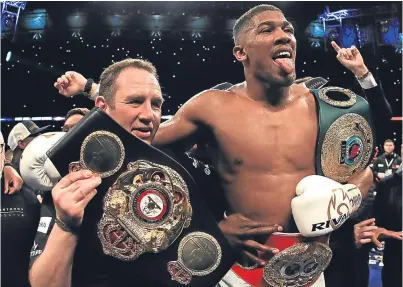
[155,83,320,231]
[153,10,372,232]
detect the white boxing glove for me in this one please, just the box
[291,175,362,237]
[20,132,65,191]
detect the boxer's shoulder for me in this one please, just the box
[291,83,311,96]
[191,88,232,108]
[291,84,317,108]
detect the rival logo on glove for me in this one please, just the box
[311,186,361,232]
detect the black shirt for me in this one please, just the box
[1,176,41,287]
[371,153,402,178]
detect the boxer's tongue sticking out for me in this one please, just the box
[272,51,295,74]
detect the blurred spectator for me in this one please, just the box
[372,164,402,287]
[353,165,402,287]
[371,139,401,181]
[1,131,41,287]
[62,108,90,132]
[6,121,50,173]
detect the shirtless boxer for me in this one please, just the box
[48,5,377,286]
[150,5,374,286]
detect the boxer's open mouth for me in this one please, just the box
[272,49,292,63]
[272,48,295,73]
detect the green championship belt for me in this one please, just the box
[311,87,376,183]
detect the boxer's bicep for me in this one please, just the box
[154,91,217,147]
[347,167,373,199]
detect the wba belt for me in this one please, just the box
[46,107,235,286]
[311,87,376,183]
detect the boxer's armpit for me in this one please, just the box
[347,167,373,199]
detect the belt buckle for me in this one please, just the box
[97,160,193,261]
[263,241,332,287]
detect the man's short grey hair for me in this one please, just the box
[99,58,159,107]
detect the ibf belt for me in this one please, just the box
[311,87,376,183]
[96,159,193,261]
[232,233,332,287]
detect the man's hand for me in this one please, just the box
[354,218,378,248]
[354,218,403,248]
[54,71,87,98]
[377,173,386,180]
[331,41,368,77]
[3,165,23,194]
[218,213,282,266]
[52,170,101,229]
[371,228,402,248]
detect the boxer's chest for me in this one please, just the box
[211,98,318,173]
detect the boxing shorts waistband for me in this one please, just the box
[231,232,332,287]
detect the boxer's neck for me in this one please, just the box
[245,74,292,108]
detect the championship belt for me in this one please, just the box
[230,233,331,287]
[47,108,235,286]
[311,87,376,183]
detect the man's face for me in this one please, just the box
[102,68,163,145]
[384,142,395,154]
[237,11,297,87]
[63,114,84,132]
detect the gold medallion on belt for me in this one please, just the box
[263,241,332,287]
[97,159,193,261]
[321,113,373,183]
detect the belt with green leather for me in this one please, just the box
[311,86,376,183]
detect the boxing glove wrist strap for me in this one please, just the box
[55,218,80,237]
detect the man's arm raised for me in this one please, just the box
[29,170,100,287]
[153,90,219,149]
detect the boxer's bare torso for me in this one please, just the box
[155,83,317,231]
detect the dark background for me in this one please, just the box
[1,1,402,153]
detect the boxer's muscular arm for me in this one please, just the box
[29,226,77,287]
[347,167,373,199]
[153,90,219,149]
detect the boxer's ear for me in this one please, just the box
[233,45,247,62]
[95,96,108,111]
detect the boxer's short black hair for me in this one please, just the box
[384,139,394,145]
[233,4,283,45]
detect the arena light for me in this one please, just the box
[67,12,88,29]
[6,51,12,62]
[20,9,46,30]
[71,30,81,38]
[32,31,43,40]
[311,41,321,48]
